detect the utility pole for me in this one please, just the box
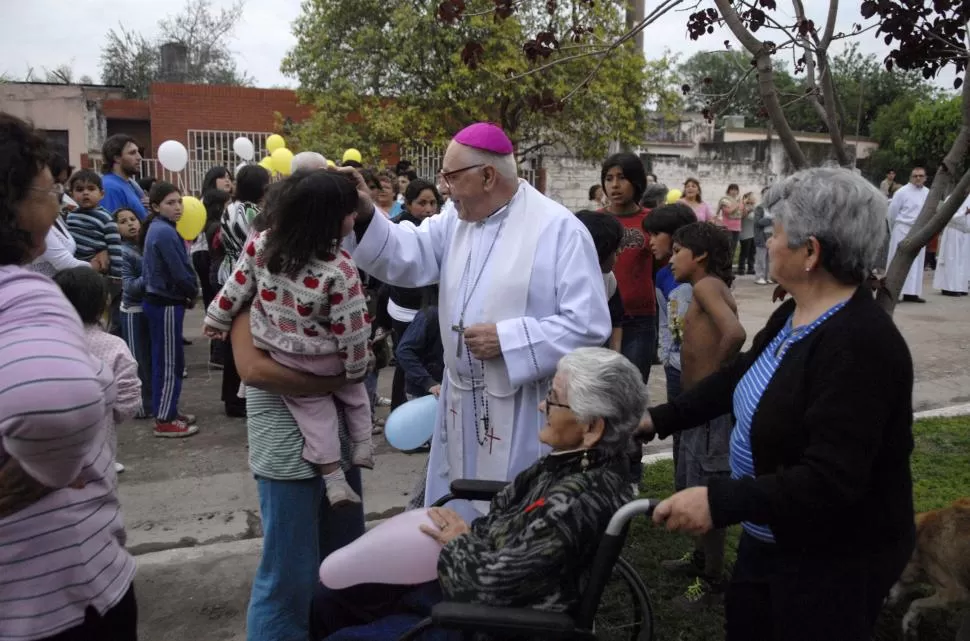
[626,0,646,55]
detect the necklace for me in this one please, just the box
[450,216,507,359]
[466,344,491,447]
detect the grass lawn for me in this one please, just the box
[620,416,970,641]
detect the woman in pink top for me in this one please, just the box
[0,113,136,641]
[680,177,713,222]
[717,183,744,267]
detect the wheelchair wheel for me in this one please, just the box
[591,556,653,641]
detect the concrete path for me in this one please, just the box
[122,272,970,640]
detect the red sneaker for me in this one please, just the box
[153,419,199,438]
[178,413,197,425]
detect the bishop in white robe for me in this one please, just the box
[349,124,610,520]
[886,173,930,301]
[932,194,970,296]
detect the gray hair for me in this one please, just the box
[456,144,519,181]
[557,347,647,457]
[763,167,888,285]
[291,151,328,173]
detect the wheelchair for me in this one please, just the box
[398,479,657,641]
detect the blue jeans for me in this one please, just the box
[246,469,365,641]
[120,309,153,416]
[620,315,657,385]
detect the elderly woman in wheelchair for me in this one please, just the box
[311,347,649,640]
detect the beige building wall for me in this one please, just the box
[0,83,124,169]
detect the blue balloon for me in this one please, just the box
[384,395,438,451]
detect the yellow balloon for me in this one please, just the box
[266,134,286,154]
[177,196,206,241]
[665,188,683,204]
[272,148,295,176]
[342,148,362,164]
[259,156,275,173]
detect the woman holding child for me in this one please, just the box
[641,168,916,640]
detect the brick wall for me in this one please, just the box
[148,83,313,152]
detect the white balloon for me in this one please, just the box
[233,136,255,161]
[235,162,248,178]
[157,140,188,172]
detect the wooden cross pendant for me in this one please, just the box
[451,321,465,358]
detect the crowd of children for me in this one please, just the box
[582,161,759,609]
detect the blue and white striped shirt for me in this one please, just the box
[730,300,849,542]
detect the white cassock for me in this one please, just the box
[886,183,930,297]
[351,180,610,521]
[932,195,970,294]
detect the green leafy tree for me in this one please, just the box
[864,94,920,179]
[895,97,964,172]
[99,0,253,99]
[830,43,932,138]
[282,0,678,163]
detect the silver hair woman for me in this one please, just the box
[312,347,645,639]
[641,167,916,639]
[552,347,647,457]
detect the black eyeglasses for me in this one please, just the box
[438,164,483,187]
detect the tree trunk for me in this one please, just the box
[816,51,851,166]
[713,0,809,170]
[755,52,809,170]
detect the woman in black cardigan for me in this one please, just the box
[640,168,915,640]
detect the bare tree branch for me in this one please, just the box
[713,0,809,167]
[820,0,838,49]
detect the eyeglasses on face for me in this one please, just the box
[544,390,571,411]
[29,184,64,201]
[438,164,483,187]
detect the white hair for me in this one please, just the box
[557,347,647,457]
[455,144,518,181]
[291,151,328,173]
[764,167,888,284]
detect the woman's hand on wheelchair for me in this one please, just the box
[420,507,470,545]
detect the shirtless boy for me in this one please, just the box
[661,221,746,609]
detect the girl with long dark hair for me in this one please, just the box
[204,170,374,507]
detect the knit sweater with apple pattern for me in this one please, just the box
[205,230,371,378]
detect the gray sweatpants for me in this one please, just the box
[755,246,770,280]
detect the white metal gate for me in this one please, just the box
[400,143,541,189]
[139,130,273,196]
[187,129,272,193]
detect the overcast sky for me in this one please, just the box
[0,0,956,90]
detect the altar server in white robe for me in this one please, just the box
[932,193,970,296]
[344,123,611,520]
[887,166,930,302]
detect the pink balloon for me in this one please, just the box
[319,509,443,589]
